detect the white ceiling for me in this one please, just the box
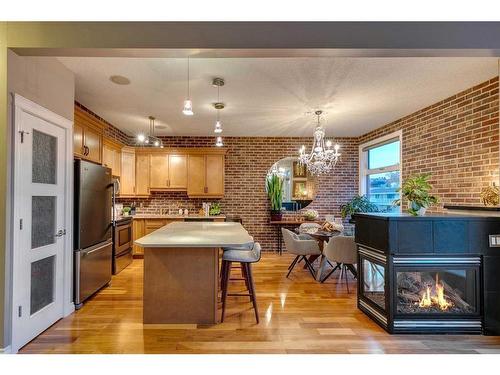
[57,57,498,137]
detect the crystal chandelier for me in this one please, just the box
[136,116,164,148]
[298,110,341,175]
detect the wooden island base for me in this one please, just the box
[143,246,219,324]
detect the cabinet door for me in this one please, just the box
[187,155,206,196]
[113,149,121,177]
[206,155,224,196]
[144,219,167,235]
[73,122,85,157]
[83,127,102,164]
[150,154,169,189]
[102,144,114,170]
[168,154,187,189]
[120,149,136,196]
[136,153,150,196]
[132,219,145,256]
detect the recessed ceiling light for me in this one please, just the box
[109,75,130,85]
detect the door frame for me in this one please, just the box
[10,94,74,353]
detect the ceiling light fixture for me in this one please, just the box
[182,57,194,116]
[136,116,164,148]
[212,78,225,134]
[298,110,341,175]
[215,136,224,147]
[109,75,131,85]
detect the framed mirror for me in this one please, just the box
[267,157,318,211]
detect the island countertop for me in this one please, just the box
[135,221,253,248]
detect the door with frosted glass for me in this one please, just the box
[12,102,68,352]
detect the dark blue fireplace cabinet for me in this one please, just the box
[353,212,500,335]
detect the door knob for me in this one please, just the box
[55,229,66,237]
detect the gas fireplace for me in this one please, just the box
[354,212,500,335]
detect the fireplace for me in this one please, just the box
[358,247,483,333]
[354,212,500,335]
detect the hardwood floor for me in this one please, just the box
[20,254,500,354]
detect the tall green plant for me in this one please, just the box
[266,174,283,211]
[393,173,438,215]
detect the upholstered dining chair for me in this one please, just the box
[320,236,357,292]
[281,228,321,279]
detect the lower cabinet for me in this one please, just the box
[132,219,145,256]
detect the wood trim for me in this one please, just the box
[103,137,123,150]
[136,147,227,155]
[74,106,104,133]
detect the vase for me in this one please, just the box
[409,201,427,216]
[270,210,282,221]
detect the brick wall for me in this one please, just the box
[118,136,359,252]
[359,76,499,211]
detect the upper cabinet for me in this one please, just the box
[74,106,103,164]
[148,151,188,191]
[187,153,225,198]
[135,153,150,197]
[102,138,122,177]
[120,147,136,197]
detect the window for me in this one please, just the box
[359,131,402,212]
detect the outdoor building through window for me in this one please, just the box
[359,131,402,212]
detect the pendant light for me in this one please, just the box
[212,77,225,133]
[136,116,164,148]
[182,57,194,116]
[215,136,224,147]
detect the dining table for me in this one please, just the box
[298,228,357,281]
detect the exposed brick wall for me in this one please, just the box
[75,101,130,145]
[359,76,499,211]
[118,136,359,252]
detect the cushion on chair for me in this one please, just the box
[222,242,262,263]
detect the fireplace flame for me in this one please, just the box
[418,274,453,311]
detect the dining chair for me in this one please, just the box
[281,228,321,279]
[320,236,358,292]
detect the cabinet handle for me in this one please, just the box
[204,186,208,193]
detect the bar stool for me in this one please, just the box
[220,242,261,323]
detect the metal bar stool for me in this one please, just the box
[220,242,261,323]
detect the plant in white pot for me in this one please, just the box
[393,173,438,216]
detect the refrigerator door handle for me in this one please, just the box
[82,239,113,257]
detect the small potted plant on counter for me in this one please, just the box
[266,173,284,221]
[340,195,378,223]
[394,173,438,216]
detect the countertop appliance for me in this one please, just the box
[74,159,113,309]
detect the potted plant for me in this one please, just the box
[266,173,284,221]
[340,195,378,222]
[393,173,438,216]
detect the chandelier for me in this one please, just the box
[136,116,164,148]
[298,110,341,175]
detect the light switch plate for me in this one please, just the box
[489,235,500,247]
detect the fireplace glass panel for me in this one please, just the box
[396,269,477,315]
[362,258,386,310]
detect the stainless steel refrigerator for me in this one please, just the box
[73,159,113,308]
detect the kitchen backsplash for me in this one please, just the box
[118,191,221,216]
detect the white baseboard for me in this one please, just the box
[0,345,12,354]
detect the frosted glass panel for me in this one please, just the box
[30,256,55,315]
[32,129,57,185]
[32,196,56,249]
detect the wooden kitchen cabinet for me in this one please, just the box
[168,154,188,189]
[74,106,103,164]
[135,153,150,197]
[149,153,187,190]
[132,219,145,256]
[187,154,224,198]
[149,153,169,189]
[102,138,122,177]
[120,147,136,197]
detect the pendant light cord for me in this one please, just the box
[187,56,190,99]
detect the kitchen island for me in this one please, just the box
[135,221,253,324]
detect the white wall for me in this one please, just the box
[2,50,74,351]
